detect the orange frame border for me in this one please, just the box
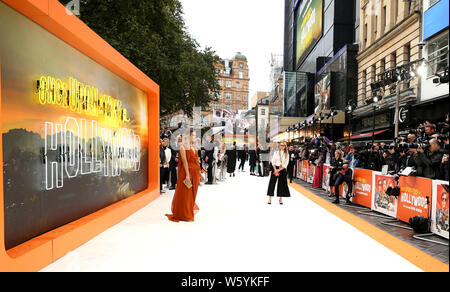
[0,0,160,271]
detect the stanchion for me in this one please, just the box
[380,219,413,231]
[412,233,449,246]
[357,210,393,220]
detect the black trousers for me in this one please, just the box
[160,167,168,190]
[267,169,291,197]
[333,171,353,200]
[238,159,245,170]
[287,162,295,182]
[169,166,177,188]
[207,160,213,183]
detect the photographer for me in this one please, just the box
[366,144,382,171]
[412,138,444,179]
[328,150,352,204]
[381,143,401,173]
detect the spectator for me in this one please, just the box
[413,138,443,179]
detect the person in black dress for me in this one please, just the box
[226,142,237,177]
[249,145,257,175]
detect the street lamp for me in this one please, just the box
[345,103,355,144]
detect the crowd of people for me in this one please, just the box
[159,115,449,220]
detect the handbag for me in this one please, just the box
[183,178,193,189]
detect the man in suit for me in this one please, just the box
[204,135,215,184]
[168,135,180,190]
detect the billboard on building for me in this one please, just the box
[296,0,323,67]
[314,72,331,113]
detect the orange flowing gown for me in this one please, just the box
[166,148,201,222]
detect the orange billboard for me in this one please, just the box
[351,168,373,208]
[397,176,432,224]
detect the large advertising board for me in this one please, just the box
[314,72,331,114]
[431,180,449,239]
[0,2,149,249]
[296,0,323,67]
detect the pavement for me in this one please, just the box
[40,170,448,272]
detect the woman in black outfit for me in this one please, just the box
[249,145,257,175]
[328,149,344,200]
[238,144,248,172]
[267,142,291,205]
[226,142,237,177]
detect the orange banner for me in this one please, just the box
[351,168,373,208]
[397,176,432,224]
[301,160,308,181]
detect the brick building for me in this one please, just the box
[210,52,250,112]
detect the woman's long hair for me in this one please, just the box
[279,142,289,161]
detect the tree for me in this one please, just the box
[59,0,220,116]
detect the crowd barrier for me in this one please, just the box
[296,160,449,240]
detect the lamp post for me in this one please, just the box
[371,96,379,145]
[346,104,354,144]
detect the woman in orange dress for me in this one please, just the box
[166,129,204,222]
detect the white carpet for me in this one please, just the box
[40,171,422,272]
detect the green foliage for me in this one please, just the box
[58,0,220,116]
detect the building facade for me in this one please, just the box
[212,52,250,112]
[282,0,358,140]
[354,0,449,137]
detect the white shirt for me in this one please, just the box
[271,151,289,169]
[164,148,171,168]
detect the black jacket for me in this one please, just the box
[414,151,444,179]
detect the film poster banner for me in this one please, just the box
[301,160,308,181]
[307,162,315,184]
[322,164,331,191]
[397,176,432,224]
[0,3,148,249]
[371,172,398,218]
[351,168,373,208]
[296,160,302,179]
[431,180,449,239]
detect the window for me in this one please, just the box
[226,81,231,88]
[226,93,232,100]
[261,109,266,115]
[226,104,231,110]
[217,80,221,87]
[428,0,440,8]
[244,95,248,101]
[240,63,243,68]
[213,103,220,110]
[236,82,240,89]
[382,6,386,34]
[363,23,368,47]
[239,71,244,79]
[427,33,449,77]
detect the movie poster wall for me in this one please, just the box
[322,164,331,191]
[307,162,315,183]
[0,3,149,249]
[397,176,432,224]
[371,173,398,218]
[314,73,331,114]
[431,180,449,239]
[351,168,372,208]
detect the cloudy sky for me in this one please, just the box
[179,0,284,103]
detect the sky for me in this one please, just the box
[179,0,285,105]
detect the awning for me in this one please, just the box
[340,129,389,140]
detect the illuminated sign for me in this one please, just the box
[296,0,323,67]
[37,76,130,127]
